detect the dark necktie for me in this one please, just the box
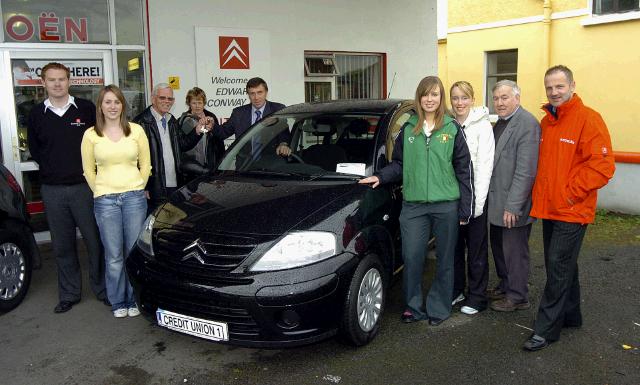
[251,110,263,159]
[161,116,167,131]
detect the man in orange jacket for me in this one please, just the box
[523,65,616,351]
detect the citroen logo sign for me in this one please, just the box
[182,239,206,264]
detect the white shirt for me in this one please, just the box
[422,120,434,138]
[44,95,77,117]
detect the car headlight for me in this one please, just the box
[250,231,337,272]
[136,214,156,256]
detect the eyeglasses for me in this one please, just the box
[157,96,175,101]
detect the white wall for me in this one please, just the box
[147,0,437,114]
[598,164,640,215]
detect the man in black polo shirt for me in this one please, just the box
[27,62,106,313]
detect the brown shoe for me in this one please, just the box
[490,298,531,312]
[486,287,506,300]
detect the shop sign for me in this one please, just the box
[12,60,103,87]
[5,12,88,43]
[195,27,271,124]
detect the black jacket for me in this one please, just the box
[133,106,200,207]
[177,109,226,171]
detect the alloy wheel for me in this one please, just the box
[356,267,383,332]
[0,242,26,300]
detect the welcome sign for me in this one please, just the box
[195,27,271,123]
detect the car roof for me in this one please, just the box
[275,99,409,115]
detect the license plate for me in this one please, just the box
[156,308,229,342]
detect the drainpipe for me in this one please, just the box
[542,0,552,103]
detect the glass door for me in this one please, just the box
[0,50,113,234]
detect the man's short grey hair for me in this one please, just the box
[152,83,172,97]
[492,80,521,96]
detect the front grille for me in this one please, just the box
[142,285,260,338]
[155,229,258,272]
[145,259,254,287]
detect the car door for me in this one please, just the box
[374,101,415,273]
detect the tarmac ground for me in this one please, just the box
[1,212,639,385]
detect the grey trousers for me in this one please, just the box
[41,183,105,302]
[400,201,458,321]
[490,223,532,303]
[534,220,587,341]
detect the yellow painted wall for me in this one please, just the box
[553,0,587,13]
[547,17,640,151]
[439,2,640,152]
[449,0,541,26]
[449,1,588,27]
[440,22,546,116]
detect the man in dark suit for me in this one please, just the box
[487,80,541,312]
[213,77,288,155]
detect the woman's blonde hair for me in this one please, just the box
[414,76,446,135]
[450,80,475,101]
[95,84,131,137]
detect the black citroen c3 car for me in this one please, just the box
[127,99,416,347]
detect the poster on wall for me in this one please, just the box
[12,60,104,87]
[195,27,271,126]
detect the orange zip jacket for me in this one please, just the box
[530,94,615,224]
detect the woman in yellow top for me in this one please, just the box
[81,84,151,318]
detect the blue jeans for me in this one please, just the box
[94,190,147,310]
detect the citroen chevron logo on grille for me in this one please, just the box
[182,239,206,264]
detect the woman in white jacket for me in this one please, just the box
[450,81,495,315]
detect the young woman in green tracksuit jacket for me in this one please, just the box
[360,76,474,326]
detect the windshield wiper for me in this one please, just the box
[309,172,363,181]
[239,169,308,178]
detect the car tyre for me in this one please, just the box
[340,254,385,346]
[0,233,32,313]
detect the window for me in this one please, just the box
[116,51,146,120]
[593,0,640,15]
[304,55,338,76]
[304,52,384,103]
[485,50,518,114]
[114,0,145,45]
[2,0,110,43]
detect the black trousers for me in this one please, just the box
[453,203,489,310]
[41,183,105,302]
[490,223,532,303]
[533,219,587,341]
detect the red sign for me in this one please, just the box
[218,36,250,70]
[5,12,88,43]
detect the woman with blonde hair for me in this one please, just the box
[360,76,473,326]
[81,84,151,318]
[449,81,495,315]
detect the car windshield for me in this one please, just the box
[217,113,381,178]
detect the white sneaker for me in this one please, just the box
[452,293,465,306]
[113,308,128,318]
[461,305,479,315]
[128,306,140,317]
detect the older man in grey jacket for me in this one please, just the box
[487,80,541,312]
